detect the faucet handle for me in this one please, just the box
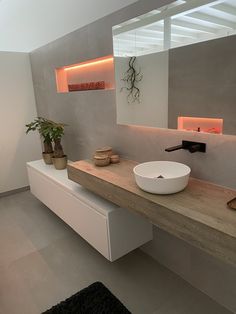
[165,140,206,153]
[182,140,206,153]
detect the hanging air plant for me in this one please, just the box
[120,56,143,103]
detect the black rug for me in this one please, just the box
[42,282,131,314]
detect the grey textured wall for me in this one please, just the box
[30,0,236,312]
[30,1,236,191]
[168,34,236,135]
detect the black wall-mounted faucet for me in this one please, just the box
[165,140,206,153]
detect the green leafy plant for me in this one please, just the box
[26,117,53,153]
[120,56,143,103]
[49,121,66,158]
[26,117,67,159]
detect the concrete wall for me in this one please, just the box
[30,0,236,312]
[0,52,41,194]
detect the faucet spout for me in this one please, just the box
[165,144,183,152]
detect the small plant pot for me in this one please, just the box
[52,155,67,170]
[42,152,54,165]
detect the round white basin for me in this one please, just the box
[133,161,191,194]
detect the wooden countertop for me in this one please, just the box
[67,159,236,266]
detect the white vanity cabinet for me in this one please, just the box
[27,160,152,261]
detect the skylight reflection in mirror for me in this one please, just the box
[112,0,236,56]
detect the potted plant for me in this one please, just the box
[26,117,54,164]
[50,121,67,170]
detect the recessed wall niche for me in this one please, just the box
[55,55,114,93]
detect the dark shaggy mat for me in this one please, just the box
[42,281,131,314]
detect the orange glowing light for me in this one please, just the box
[178,116,223,134]
[64,56,114,71]
[55,55,115,93]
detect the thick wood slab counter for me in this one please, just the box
[67,159,236,266]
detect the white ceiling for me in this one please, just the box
[0,0,138,52]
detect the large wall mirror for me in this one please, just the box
[112,0,236,135]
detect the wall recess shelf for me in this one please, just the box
[67,159,236,266]
[55,55,115,93]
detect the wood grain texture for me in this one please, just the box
[67,159,236,266]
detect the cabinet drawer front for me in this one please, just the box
[28,167,110,259]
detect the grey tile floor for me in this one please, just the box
[0,191,232,314]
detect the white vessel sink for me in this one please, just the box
[133,161,191,194]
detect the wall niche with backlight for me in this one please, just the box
[55,55,114,93]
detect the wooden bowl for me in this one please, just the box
[95,146,112,158]
[93,154,110,167]
[110,154,120,164]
